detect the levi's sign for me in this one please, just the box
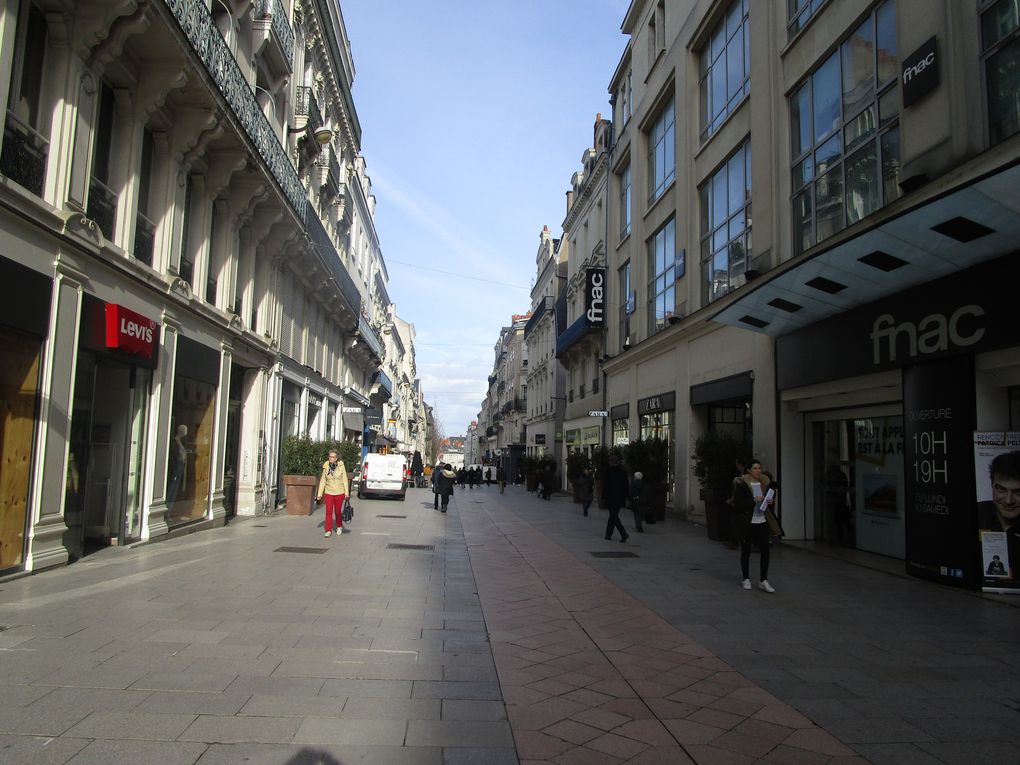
[588,410,608,417]
[585,268,606,327]
[104,304,157,358]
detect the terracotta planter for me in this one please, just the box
[283,475,317,515]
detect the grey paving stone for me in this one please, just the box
[849,742,948,765]
[340,697,441,720]
[64,711,197,740]
[179,714,302,744]
[64,738,208,765]
[0,734,89,765]
[405,719,514,747]
[292,717,407,746]
[0,707,91,736]
[35,667,151,690]
[132,690,251,715]
[411,681,502,700]
[915,741,1020,765]
[239,694,344,717]
[442,664,498,682]
[904,715,1019,743]
[442,747,520,765]
[27,686,150,713]
[128,672,237,693]
[319,679,413,698]
[225,675,325,696]
[195,743,443,765]
[0,684,56,708]
[144,629,229,644]
[441,699,507,721]
[782,715,936,745]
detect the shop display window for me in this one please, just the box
[167,374,216,526]
[0,327,42,570]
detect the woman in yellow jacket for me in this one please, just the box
[316,449,349,537]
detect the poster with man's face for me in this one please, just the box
[974,432,1020,592]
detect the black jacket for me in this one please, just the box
[602,466,629,509]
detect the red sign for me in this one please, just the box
[105,304,158,358]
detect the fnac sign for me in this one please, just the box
[105,304,158,359]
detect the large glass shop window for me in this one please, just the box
[166,375,216,526]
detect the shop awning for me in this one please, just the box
[342,407,364,433]
[710,162,1020,337]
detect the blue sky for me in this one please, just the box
[343,1,630,436]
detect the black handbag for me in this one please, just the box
[342,496,354,524]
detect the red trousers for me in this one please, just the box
[323,493,346,532]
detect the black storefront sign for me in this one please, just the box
[638,391,675,415]
[903,356,977,587]
[901,36,938,108]
[584,268,606,327]
[610,403,630,420]
[364,407,383,427]
[777,256,1015,391]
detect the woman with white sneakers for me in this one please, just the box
[731,458,776,593]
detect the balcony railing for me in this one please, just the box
[255,0,295,67]
[134,211,155,266]
[1,111,48,196]
[514,397,527,412]
[294,85,323,130]
[524,296,553,338]
[161,0,305,216]
[555,313,601,358]
[305,205,361,316]
[357,313,384,362]
[87,176,117,240]
[371,368,393,398]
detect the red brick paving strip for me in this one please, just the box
[463,507,870,764]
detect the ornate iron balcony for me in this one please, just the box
[295,85,323,128]
[161,0,305,217]
[1,111,47,196]
[87,176,117,240]
[255,0,295,67]
[134,211,155,266]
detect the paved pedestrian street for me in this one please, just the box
[1,486,1017,765]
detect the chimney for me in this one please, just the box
[565,189,574,213]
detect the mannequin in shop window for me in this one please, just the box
[167,424,188,507]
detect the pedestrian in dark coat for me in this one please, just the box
[602,456,630,542]
[732,459,776,592]
[468,468,477,489]
[485,467,492,486]
[629,471,647,533]
[436,464,457,512]
[580,468,594,516]
[497,466,507,494]
[431,465,441,509]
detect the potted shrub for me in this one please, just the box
[692,430,744,540]
[566,449,591,502]
[624,438,669,522]
[280,436,326,515]
[520,455,539,491]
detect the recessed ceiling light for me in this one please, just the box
[739,315,769,328]
[805,276,848,294]
[930,216,994,242]
[767,297,803,313]
[858,250,908,272]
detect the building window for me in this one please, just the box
[647,96,675,202]
[700,0,750,140]
[790,0,899,256]
[88,82,117,241]
[700,142,751,304]
[619,162,632,239]
[134,128,156,267]
[618,261,632,352]
[981,0,1020,144]
[789,0,830,37]
[616,68,633,127]
[647,217,677,336]
[612,417,630,446]
[1,1,49,196]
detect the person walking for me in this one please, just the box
[629,471,647,533]
[497,465,507,494]
[485,467,492,487]
[431,463,441,509]
[436,463,457,512]
[732,458,776,592]
[467,467,476,490]
[580,468,594,517]
[602,455,629,542]
[316,449,349,538]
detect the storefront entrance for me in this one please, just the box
[66,354,150,559]
[811,411,905,560]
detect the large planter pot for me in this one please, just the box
[704,497,729,540]
[646,483,667,523]
[526,472,539,492]
[283,475,317,515]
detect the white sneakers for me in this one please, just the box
[742,578,776,593]
[324,531,331,538]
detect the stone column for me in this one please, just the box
[26,261,84,571]
[209,343,233,524]
[144,318,179,541]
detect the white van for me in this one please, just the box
[358,453,408,500]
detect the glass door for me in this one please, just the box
[122,367,150,542]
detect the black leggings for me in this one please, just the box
[741,522,770,580]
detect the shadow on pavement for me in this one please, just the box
[283,748,343,764]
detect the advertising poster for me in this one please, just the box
[903,357,977,587]
[974,431,1020,594]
